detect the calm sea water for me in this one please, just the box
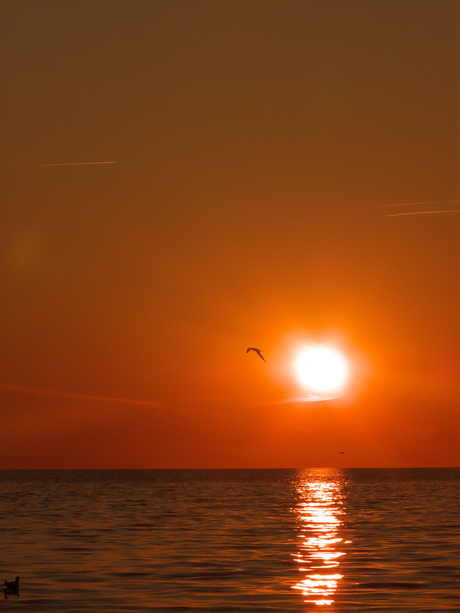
[1,468,459,611]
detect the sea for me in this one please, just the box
[1,468,459,612]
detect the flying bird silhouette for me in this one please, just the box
[246,347,266,362]
[338,451,345,454]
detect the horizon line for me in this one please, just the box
[0,466,458,471]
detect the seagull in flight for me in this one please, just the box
[246,347,266,362]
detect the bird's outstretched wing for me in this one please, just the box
[246,347,266,362]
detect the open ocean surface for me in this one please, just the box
[1,468,459,612]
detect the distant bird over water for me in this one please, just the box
[338,451,345,454]
[246,347,266,362]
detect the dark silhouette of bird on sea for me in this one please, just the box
[4,577,19,595]
[338,451,345,454]
[246,347,266,362]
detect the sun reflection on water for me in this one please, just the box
[292,470,347,606]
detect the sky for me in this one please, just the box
[1,0,459,469]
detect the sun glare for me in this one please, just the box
[295,346,349,395]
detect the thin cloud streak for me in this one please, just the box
[0,382,165,407]
[240,395,339,408]
[382,200,460,208]
[19,161,115,167]
[281,395,338,403]
[384,210,460,218]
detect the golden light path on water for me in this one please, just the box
[293,470,349,606]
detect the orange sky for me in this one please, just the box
[1,0,459,468]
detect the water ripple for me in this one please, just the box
[0,468,459,611]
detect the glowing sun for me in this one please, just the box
[295,345,349,394]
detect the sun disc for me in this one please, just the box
[295,345,349,394]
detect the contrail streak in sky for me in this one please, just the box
[20,161,115,167]
[384,210,460,218]
[0,382,164,407]
[382,200,460,208]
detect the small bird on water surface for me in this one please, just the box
[4,577,19,595]
[246,347,266,362]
